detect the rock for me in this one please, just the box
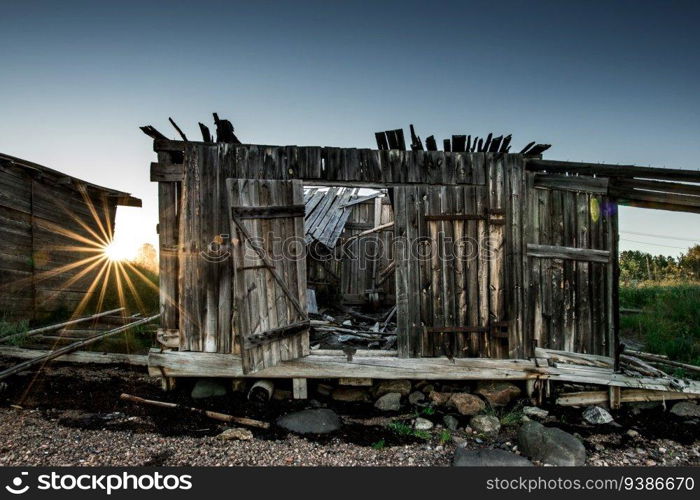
[443,415,459,431]
[428,391,452,406]
[670,401,700,418]
[518,421,586,466]
[626,429,640,438]
[475,381,522,407]
[470,414,501,435]
[342,319,352,326]
[414,417,434,430]
[276,409,342,434]
[523,406,549,419]
[452,435,468,448]
[453,448,533,467]
[191,379,227,399]
[583,406,614,425]
[375,392,402,411]
[374,379,412,397]
[217,427,253,441]
[331,387,369,402]
[408,391,426,406]
[422,384,435,395]
[449,393,486,416]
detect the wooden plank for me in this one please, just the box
[526,159,700,182]
[557,389,700,406]
[148,348,541,380]
[0,346,147,366]
[527,244,610,263]
[534,174,609,194]
[150,162,184,182]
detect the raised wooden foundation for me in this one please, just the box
[146,348,700,397]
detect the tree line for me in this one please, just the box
[620,244,700,282]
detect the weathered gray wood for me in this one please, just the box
[0,346,147,366]
[534,174,609,194]
[527,244,610,263]
[526,158,700,183]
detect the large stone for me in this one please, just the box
[443,415,459,431]
[276,409,342,434]
[428,391,452,406]
[331,387,369,402]
[449,393,486,416]
[583,406,614,425]
[414,417,434,430]
[475,382,522,407]
[470,414,501,436]
[523,406,549,419]
[375,392,402,411]
[408,391,426,406]
[453,448,533,467]
[374,380,412,397]
[217,427,253,441]
[518,421,586,466]
[670,401,700,418]
[191,379,227,399]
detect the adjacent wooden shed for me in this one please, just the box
[146,129,700,397]
[0,153,141,322]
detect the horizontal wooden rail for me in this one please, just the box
[534,173,609,194]
[527,244,610,263]
[527,159,700,182]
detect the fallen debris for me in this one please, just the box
[119,393,270,429]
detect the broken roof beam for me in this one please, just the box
[527,158,700,182]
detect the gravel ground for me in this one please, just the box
[0,408,453,466]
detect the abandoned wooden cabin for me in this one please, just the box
[146,119,700,403]
[0,152,141,321]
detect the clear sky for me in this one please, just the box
[1,0,698,257]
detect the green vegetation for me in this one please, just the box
[371,439,385,450]
[387,421,431,440]
[618,245,700,367]
[620,282,700,366]
[499,407,524,427]
[438,429,452,444]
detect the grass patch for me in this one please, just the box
[387,421,431,440]
[620,282,700,366]
[438,429,452,444]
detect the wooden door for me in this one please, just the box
[523,173,615,356]
[395,174,507,358]
[227,178,309,374]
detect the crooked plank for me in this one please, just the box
[527,244,610,263]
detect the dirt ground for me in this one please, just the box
[0,359,698,467]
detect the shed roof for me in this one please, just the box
[0,152,141,207]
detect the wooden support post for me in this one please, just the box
[609,385,621,410]
[292,378,308,399]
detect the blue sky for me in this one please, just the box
[1,0,698,255]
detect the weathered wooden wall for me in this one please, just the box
[0,161,118,321]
